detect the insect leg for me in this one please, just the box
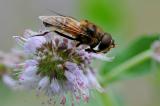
[54,31,77,40]
[31,31,51,37]
[76,42,82,47]
[85,48,97,53]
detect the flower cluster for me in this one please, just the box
[4,29,112,105]
[0,49,24,88]
[151,40,160,62]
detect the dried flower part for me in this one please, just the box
[6,29,113,105]
[151,40,160,62]
[0,64,6,77]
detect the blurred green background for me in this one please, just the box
[0,0,160,106]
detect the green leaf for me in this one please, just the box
[101,34,160,84]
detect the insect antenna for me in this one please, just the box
[46,8,78,21]
[46,9,66,17]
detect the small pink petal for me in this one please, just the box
[60,96,66,105]
[83,95,89,103]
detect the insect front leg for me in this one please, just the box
[76,42,82,47]
[85,47,97,53]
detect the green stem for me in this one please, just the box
[102,49,152,85]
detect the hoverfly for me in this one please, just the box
[36,13,115,53]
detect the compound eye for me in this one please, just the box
[98,35,112,50]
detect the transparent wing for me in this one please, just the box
[39,16,88,37]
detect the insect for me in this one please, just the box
[36,14,115,53]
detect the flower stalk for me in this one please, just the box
[102,49,152,85]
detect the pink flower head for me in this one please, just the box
[11,29,113,105]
